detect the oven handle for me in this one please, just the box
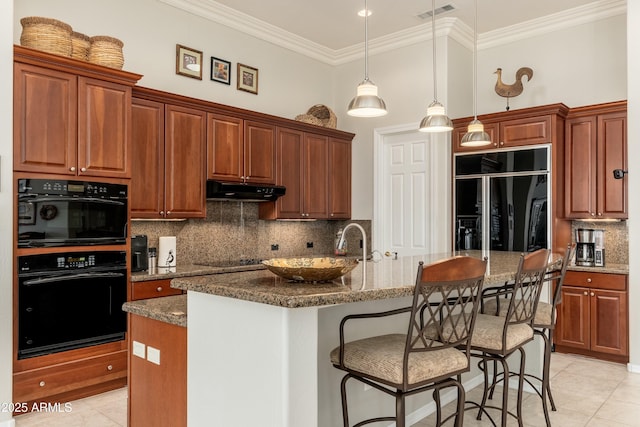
[22,272,125,286]
[19,196,125,206]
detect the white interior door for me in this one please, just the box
[373,124,452,257]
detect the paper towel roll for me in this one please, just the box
[158,236,177,267]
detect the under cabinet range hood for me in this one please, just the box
[206,180,286,202]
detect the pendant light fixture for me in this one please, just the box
[347,0,387,117]
[461,0,491,146]
[418,0,453,133]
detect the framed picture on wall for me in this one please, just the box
[237,63,258,94]
[176,44,203,79]
[210,57,231,85]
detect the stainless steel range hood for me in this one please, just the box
[206,180,286,202]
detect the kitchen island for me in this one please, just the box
[171,251,556,427]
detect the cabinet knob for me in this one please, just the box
[330,213,334,217]
[160,211,164,216]
[500,141,504,146]
[587,278,592,283]
[39,381,45,387]
[80,167,87,172]
[166,211,171,215]
[70,166,76,172]
[597,212,603,216]
[590,292,595,297]
[583,291,588,295]
[107,365,113,371]
[156,287,163,292]
[591,212,596,217]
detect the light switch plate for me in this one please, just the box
[147,346,160,365]
[132,340,146,359]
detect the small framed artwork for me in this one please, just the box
[176,44,203,80]
[237,63,259,94]
[210,57,231,85]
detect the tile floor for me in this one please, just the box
[12,353,640,426]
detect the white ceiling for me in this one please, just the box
[160,0,626,63]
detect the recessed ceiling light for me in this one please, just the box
[358,9,372,17]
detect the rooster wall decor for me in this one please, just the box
[494,67,533,111]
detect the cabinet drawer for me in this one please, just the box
[14,350,127,403]
[132,279,183,300]
[564,271,627,291]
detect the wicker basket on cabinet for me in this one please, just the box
[20,16,73,57]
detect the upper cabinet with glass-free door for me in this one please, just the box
[13,46,141,178]
[564,101,627,219]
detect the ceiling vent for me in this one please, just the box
[417,3,455,19]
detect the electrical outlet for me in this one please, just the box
[271,244,279,251]
[147,346,160,365]
[306,242,313,248]
[359,239,363,249]
[132,340,145,359]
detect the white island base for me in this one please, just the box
[187,291,424,427]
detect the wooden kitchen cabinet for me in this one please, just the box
[260,128,352,220]
[131,279,183,300]
[564,101,627,219]
[207,113,276,184]
[451,104,567,153]
[13,46,141,178]
[131,96,206,219]
[128,314,186,427]
[555,270,628,362]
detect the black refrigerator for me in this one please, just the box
[454,147,550,253]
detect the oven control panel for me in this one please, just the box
[18,251,126,275]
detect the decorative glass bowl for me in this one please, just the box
[262,257,358,282]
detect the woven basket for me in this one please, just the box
[307,104,337,128]
[71,31,91,61]
[89,35,124,69]
[295,114,324,127]
[20,16,73,57]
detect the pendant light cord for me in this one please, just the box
[431,0,437,101]
[473,0,478,120]
[364,0,369,80]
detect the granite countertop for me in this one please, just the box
[171,251,559,309]
[567,263,628,275]
[130,263,266,282]
[122,295,187,327]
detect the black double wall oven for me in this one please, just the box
[17,178,128,359]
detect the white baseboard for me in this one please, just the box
[0,418,16,427]
[628,362,640,373]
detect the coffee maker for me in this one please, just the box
[575,229,595,267]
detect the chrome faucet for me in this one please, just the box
[337,223,367,287]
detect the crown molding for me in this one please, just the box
[159,0,626,65]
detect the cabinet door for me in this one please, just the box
[207,113,244,182]
[451,122,498,152]
[13,62,77,175]
[77,77,132,178]
[273,128,305,219]
[555,286,590,350]
[499,115,551,148]
[129,315,186,427]
[564,116,597,218]
[304,134,329,218]
[328,137,351,219]
[131,98,165,219]
[590,289,628,356]
[244,120,276,184]
[165,105,206,218]
[597,112,627,218]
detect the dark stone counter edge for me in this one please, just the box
[122,295,187,327]
[131,263,266,282]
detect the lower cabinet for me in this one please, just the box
[128,314,186,427]
[555,271,628,361]
[13,342,127,410]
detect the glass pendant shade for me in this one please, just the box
[348,79,387,117]
[419,100,453,132]
[460,119,491,146]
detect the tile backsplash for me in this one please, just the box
[131,201,371,266]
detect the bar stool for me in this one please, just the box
[480,243,575,427]
[330,256,487,427]
[468,249,550,427]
